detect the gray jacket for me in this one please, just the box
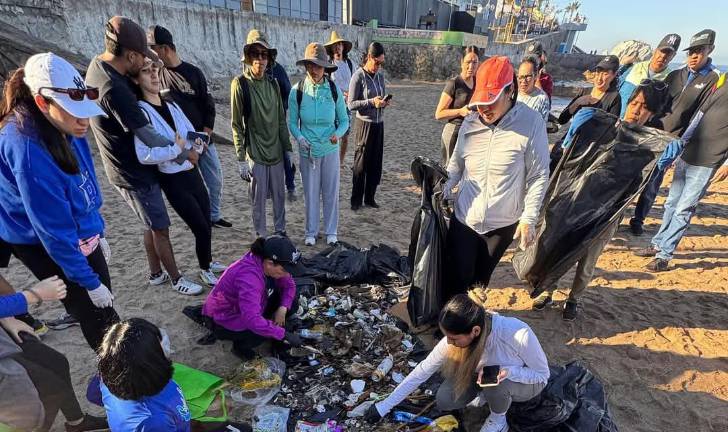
[348,67,386,123]
[0,330,44,430]
[444,102,550,234]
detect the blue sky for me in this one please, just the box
[572,0,728,65]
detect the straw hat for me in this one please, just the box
[242,29,277,62]
[296,43,338,72]
[324,31,352,55]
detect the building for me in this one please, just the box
[249,0,344,22]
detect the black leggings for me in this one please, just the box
[444,216,518,302]
[13,333,83,431]
[160,168,212,270]
[351,118,384,206]
[10,243,119,351]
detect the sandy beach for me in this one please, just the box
[2,79,726,431]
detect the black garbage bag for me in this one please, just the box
[297,241,410,286]
[407,156,449,327]
[513,109,672,297]
[508,361,618,432]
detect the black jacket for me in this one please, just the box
[682,74,728,169]
[659,61,720,136]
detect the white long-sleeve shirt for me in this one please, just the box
[444,102,550,234]
[134,100,195,174]
[375,313,550,416]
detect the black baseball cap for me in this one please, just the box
[105,16,159,61]
[263,235,305,276]
[595,55,619,72]
[656,33,681,52]
[684,29,716,51]
[147,25,174,47]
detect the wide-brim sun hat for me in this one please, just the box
[23,52,106,119]
[296,43,338,72]
[324,31,352,55]
[469,56,515,107]
[242,29,277,62]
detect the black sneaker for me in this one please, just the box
[364,200,380,209]
[562,301,578,321]
[212,218,233,228]
[65,414,109,432]
[351,203,362,211]
[15,313,49,336]
[634,245,660,257]
[532,293,553,310]
[46,312,80,331]
[629,222,644,236]
[232,345,257,361]
[646,258,670,272]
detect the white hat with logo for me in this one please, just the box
[23,52,106,119]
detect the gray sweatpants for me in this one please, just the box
[300,151,340,238]
[436,377,546,414]
[250,161,286,236]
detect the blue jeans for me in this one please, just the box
[284,151,296,192]
[198,143,224,221]
[651,159,715,260]
[630,167,666,227]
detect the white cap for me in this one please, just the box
[23,52,106,119]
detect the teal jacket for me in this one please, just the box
[287,77,349,158]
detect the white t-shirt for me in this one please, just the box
[331,58,353,99]
[518,87,551,122]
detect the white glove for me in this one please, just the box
[88,283,114,308]
[238,160,252,182]
[514,222,536,250]
[286,150,295,162]
[100,237,111,263]
[297,137,311,152]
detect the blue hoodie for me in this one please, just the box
[0,118,105,290]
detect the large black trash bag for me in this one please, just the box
[407,156,449,327]
[513,109,672,297]
[508,361,618,432]
[297,241,410,286]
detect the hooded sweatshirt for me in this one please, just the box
[348,67,386,123]
[0,118,105,290]
[202,252,296,340]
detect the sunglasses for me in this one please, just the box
[38,86,99,101]
[638,79,668,91]
[249,49,269,60]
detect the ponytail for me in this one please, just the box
[1,68,79,174]
[250,237,266,258]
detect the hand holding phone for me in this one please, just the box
[187,131,210,154]
[383,94,393,102]
[477,365,502,388]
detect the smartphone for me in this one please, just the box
[383,94,393,102]
[187,131,210,145]
[478,365,501,387]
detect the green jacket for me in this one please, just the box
[230,68,291,165]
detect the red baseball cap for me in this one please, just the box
[470,56,514,107]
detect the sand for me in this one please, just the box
[2,80,726,431]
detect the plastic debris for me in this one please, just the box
[253,405,290,432]
[350,379,366,393]
[392,411,433,425]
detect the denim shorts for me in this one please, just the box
[115,183,170,230]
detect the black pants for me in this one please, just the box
[13,333,83,431]
[213,280,299,352]
[10,243,119,351]
[444,216,518,301]
[160,168,212,270]
[351,118,384,205]
[630,167,666,228]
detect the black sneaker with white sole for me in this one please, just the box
[46,312,79,330]
[212,218,233,228]
[562,300,578,321]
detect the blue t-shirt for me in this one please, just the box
[101,379,191,432]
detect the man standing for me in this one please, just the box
[265,47,296,202]
[86,16,203,295]
[147,25,233,229]
[629,29,719,235]
[526,41,553,102]
[617,33,680,116]
[232,30,291,237]
[636,73,728,271]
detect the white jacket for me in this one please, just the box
[134,100,196,174]
[444,102,550,234]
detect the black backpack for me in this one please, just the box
[295,76,339,109]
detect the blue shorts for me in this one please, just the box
[115,183,170,231]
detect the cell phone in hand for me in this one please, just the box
[383,94,393,102]
[478,365,501,387]
[186,131,210,154]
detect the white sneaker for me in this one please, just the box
[479,413,509,432]
[200,270,218,286]
[305,236,316,246]
[149,271,170,286]
[209,261,227,273]
[173,276,203,296]
[326,235,338,245]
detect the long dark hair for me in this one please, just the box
[463,45,480,59]
[98,318,173,400]
[0,68,79,174]
[250,237,266,258]
[360,42,385,68]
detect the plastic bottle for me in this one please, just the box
[371,355,394,382]
[300,329,323,341]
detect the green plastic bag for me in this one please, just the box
[173,362,228,422]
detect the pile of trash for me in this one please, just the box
[245,283,452,432]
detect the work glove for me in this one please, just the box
[100,237,111,263]
[286,150,295,164]
[657,139,683,171]
[283,331,303,347]
[297,137,311,153]
[238,160,252,182]
[364,404,383,423]
[88,283,114,308]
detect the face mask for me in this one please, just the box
[160,328,173,358]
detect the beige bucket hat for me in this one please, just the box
[296,43,337,72]
[242,29,277,62]
[324,30,352,56]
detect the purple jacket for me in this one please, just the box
[202,252,295,340]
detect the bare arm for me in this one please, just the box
[434,92,468,121]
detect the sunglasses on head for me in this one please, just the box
[38,86,99,101]
[638,79,668,91]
